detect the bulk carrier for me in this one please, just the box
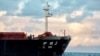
[0,3,71,56]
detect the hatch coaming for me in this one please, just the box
[0,32,26,40]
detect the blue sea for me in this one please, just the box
[62,52,100,56]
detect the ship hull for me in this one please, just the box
[0,40,70,56]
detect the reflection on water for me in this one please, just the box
[62,52,100,56]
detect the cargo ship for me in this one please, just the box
[0,2,71,56]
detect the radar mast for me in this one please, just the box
[43,2,52,32]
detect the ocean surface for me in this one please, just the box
[62,52,100,56]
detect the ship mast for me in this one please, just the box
[43,2,52,32]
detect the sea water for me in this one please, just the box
[62,52,100,56]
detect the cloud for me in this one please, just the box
[0,16,32,31]
[0,23,5,31]
[0,0,20,15]
[70,8,83,18]
[14,0,30,15]
[0,11,7,16]
[68,11,100,47]
[65,11,100,52]
[67,8,93,22]
[19,0,45,17]
[0,14,67,35]
[0,0,100,17]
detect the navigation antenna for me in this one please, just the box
[43,2,52,32]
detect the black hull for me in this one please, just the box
[0,40,70,56]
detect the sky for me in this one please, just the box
[0,0,100,53]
